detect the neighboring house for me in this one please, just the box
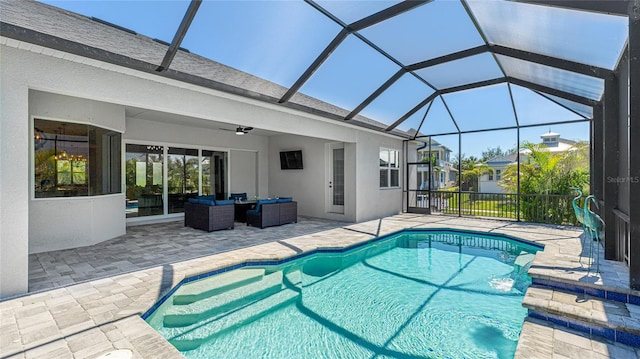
[416,138,457,190]
[478,132,577,193]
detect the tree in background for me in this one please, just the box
[452,154,492,192]
[499,141,589,224]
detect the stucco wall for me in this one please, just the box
[479,180,504,194]
[0,47,30,297]
[355,132,404,222]
[230,150,259,199]
[268,134,357,222]
[28,91,127,253]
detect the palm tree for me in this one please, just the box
[499,141,589,195]
[499,141,589,224]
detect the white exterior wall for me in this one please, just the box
[268,134,357,222]
[355,132,404,222]
[0,42,405,298]
[29,91,126,253]
[479,165,508,193]
[0,47,30,297]
[478,179,504,194]
[230,150,258,199]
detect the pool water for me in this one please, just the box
[146,230,540,358]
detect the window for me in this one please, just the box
[496,169,502,180]
[380,148,399,188]
[34,119,121,198]
[489,170,494,181]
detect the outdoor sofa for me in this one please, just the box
[184,196,235,232]
[246,197,297,229]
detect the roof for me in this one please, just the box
[540,131,560,137]
[486,154,518,164]
[0,0,630,139]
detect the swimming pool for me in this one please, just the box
[145,229,541,358]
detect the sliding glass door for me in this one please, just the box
[168,147,199,214]
[202,150,228,200]
[125,144,228,219]
[125,144,164,218]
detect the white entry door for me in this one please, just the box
[327,143,345,214]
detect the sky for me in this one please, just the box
[38,0,620,157]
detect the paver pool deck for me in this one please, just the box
[1,214,638,358]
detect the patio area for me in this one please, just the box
[1,214,639,359]
[27,217,346,293]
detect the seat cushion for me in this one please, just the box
[276,197,292,203]
[216,199,235,206]
[187,198,199,204]
[254,198,277,212]
[197,199,216,206]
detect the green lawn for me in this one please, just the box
[432,192,578,225]
[439,193,518,219]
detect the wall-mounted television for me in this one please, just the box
[280,150,303,170]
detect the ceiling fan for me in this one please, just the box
[219,125,254,135]
[235,125,253,135]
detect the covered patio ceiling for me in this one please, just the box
[19,0,632,138]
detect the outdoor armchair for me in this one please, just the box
[185,196,235,232]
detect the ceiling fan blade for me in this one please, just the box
[243,127,253,131]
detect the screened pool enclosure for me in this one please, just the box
[6,0,639,287]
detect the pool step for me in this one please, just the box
[523,285,640,347]
[163,271,283,327]
[283,269,302,288]
[172,268,265,305]
[169,288,300,351]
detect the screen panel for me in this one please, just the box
[420,97,459,136]
[359,0,485,65]
[498,55,604,101]
[314,0,401,24]
[361,73,435,127]
[510,84,583,126]
[182,0,341,88]
[39,0,190,42]
[468,0,628,70]
[537,93,594,119]
[442,83,517,132]
[295,35,401,112]
[415,53,503,90]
